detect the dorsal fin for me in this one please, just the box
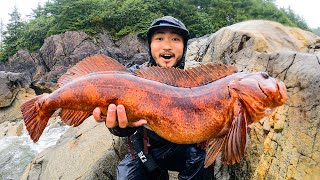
[134,63,237,88]
[58,54,129,87]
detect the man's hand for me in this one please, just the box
[93,104,147,128]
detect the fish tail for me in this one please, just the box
[20,94,53,142]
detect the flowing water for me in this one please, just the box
[0,126,68,180]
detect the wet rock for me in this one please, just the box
[0,88,36,124]
[0,71,31,108]
[6,50,36,78]
[115,32,147,59]
[6,121,24,136]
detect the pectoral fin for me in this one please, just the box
[204,136,227,168]
[222,107,248,164]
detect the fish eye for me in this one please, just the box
[261,72,269,79]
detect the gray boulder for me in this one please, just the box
[0,71,31,108]
[0,88,35,124]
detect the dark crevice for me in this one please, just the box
[112,135,121,159]
[30,82,53,95]
[311,131,318,154]
[190,35,214,62]
[100,170,114,180]
[287,103,320,111]
[236,35,251,53]
[64,33,93,57]
[221,32,238,64]
[38,52,51,72]
[72,36,92,55]
[266,53,280,74]
[275,53,296,81]
[61,34,68,57]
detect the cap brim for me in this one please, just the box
[147,25,189,40]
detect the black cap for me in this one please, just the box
[147,16,189,43]
[146,16,189,69]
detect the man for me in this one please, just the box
[93,16,213,180]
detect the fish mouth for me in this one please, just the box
[276,81,288,104]
[229,80,272,121]
[228,72,287,122]
[238,91,271,120]
[258,81,287,107]
[258,82,270,103]
[229,84,270,121]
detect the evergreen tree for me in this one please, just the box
[44,0,109,35]
[30,3,45,18]
[282,7,309,30]
[0,5,25,61]
[312,27,320,36]
[0,19,4,51]
[0,0,312,61]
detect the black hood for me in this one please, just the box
[146,16,189,69]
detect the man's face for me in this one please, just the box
[150,29,184,68]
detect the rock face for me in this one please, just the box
[0,71,31,108]
[2,20,320,179]
[0,88,35,124]
[0,71,35,124]
[1,31,147,95]
[187,20,320,179]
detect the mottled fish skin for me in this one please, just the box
[20,54,287,166]
[31,72,234,143]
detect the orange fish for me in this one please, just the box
[20,54,287,167]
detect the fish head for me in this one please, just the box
[229,72,287,122]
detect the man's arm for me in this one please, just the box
[93,104,147,137]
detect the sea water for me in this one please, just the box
[0,126,68,180]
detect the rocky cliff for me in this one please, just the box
[0,20,319,179]
[187,20,320,179]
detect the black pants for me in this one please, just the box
[117,129,213,180]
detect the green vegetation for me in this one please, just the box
[0,19,4,51]
[0,0,312,61]
[312,27,320,36]
[1,6,25,61]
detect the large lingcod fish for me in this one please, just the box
[20,54,287,167]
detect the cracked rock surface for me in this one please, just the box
[187,20,320,179]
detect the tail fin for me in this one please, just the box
[20,94,53,142]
